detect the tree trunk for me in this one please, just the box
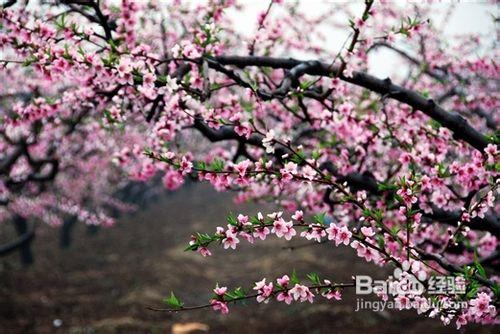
[86,224,100,236]
[12,215,34,265]
[59,216,77,249]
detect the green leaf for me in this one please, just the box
[22,56,37,67]
[485,134,499,144]
[436,163,451,178]
[394,194,404,203]
[299,80,313,90]
[210,159,224,172]
[240,100,254,113]
[225,287,246,301]
[465,281,479,299]
[390,225,401,236]
[226,213,238,226]
[377,182,397,192]
[158,75,168,84]
[311,150,321,161]
[428,119,442,130]
[242,70,258,91]
[55,13,67,31]
[196,232,213,244]
[164,292,183,309]
[249,216,260,226]
[184,243,198,251]
[473,252,487,279]
[375,234,385,249]
[492,283,500,298]
[307,272,321,285]
[195,161,207,170]
[476,262,487,279]
[290,270,300,285]
[493,162,500,173]
[369,124,380,134]
[292,151,306,164]
[313,213,326,225]
[102,109,114,123]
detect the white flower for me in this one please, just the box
[262,129,275,154]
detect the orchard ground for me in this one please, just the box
[0,183,496,334]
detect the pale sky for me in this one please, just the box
[228,1,498,78]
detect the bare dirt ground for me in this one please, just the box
[0,183,497,333]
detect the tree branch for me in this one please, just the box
[189,120,497,235]
[207,55,490,152]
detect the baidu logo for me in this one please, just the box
[355,262,425,296]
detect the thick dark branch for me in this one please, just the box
[438,89,497,131]
[28,159,59,182]
[1,0,16,8]
[191,117,290,160]
[146,95,163,122]
[426,208,499,236]
[208,55,490,152]
[0,146,24,174]
[61,0,113,40]
[89,1,113,41]
[320,162,499,235]
[190,121,498,235]
[414,246,495,289]
[192,117,263,147]
[204,59,257,93]
[261,61,323,98]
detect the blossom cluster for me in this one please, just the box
[187,211,357,257]
[164,272,346,315]
[0,0,498,329]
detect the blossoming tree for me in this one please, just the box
[0,0,498,329]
